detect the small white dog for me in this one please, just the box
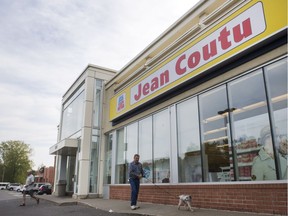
[178,194,193,212]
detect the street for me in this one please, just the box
[0,190,141,216]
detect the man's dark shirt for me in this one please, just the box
[129,161,144,179]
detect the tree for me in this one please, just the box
[0,140,33,183]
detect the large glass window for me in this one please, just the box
[104,134,112,184]
[125,123,138,182]
[228,70,272,181]
[112,57,287,184]
[93,79,103,128]
[139,117,153,183]
[176,97,202,182]
[199,85,231,182]
[115,128,125,184]
[66,155,76,192]
[264,58,287,180]
[153,109,170,183]
[61,86,84,139]
[89,133,99,193]
[89,79,103,192]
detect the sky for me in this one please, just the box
[0,0,199,169]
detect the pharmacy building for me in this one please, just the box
[49,0,287,215]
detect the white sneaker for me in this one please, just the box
[131,205,136,210]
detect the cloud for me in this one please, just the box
[0,0,199,169]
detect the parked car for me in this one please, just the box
[32,182,51,193]
[19,185,26,193]
[22,182,51,195]
[0,182,10,190]
[7,183,21,191]
[37,184,52,195]
[15,184,24,192]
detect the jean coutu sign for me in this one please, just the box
[109,0,287,121]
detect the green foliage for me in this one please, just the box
[0,140,33,183]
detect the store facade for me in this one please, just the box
[50,0,287,214]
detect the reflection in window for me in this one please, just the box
[61,87,84,139]
[229,70,272,181]
[176,98,202,182]
[199,85,231,182]
[264,58,287,180]
[153,110,170,183]
[139,117,153,183]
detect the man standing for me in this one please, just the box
[129,154,144,210]
[20,170,39,206]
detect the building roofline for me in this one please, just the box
[62,64,117,99]
[106,0,208,86]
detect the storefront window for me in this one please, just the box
[199,85,231,182]
[115,128,125,184]
[176,97,202,182]
[153,109,170,183]
[228,70,273,181]
[104,134,112,184]
[264,58,288,180]
[125,122,138,182]
[139,117,153,183]
[112,58,287,184]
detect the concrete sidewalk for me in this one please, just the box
[38,195,274,216]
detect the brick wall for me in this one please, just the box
[43,166,55,185]
[110,182,287,215]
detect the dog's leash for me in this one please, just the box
[142,176,178,198]
[129,171,177,198]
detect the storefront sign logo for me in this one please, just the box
[130,2,266,105]
[117,93,126,112]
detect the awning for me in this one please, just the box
[49,138,78,156]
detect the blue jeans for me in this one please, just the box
[129,178,140,206]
